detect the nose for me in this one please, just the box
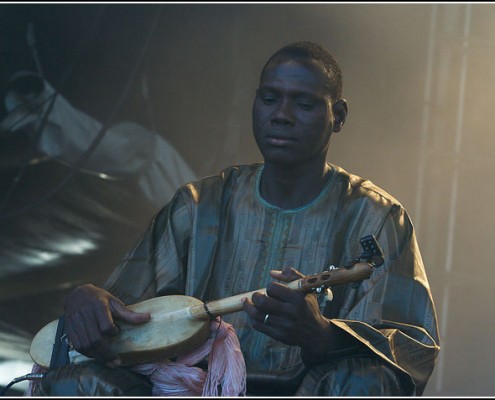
[271,98,295,126]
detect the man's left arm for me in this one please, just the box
[244,205,440,395]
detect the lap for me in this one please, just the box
[295,356,408,396]
[33,362,152,397]
[32,355,408,396]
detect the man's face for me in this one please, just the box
[252,59,338,167]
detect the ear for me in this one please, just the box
[332,99,348,133]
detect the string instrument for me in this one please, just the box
[30,236,384,368]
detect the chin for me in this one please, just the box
[263,155,303,168]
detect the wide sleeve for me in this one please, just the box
[103,187,194,305]
[328,205,440,395]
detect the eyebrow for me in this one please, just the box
[258,85,329,100]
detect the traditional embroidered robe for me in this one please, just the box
[105,163,440,396]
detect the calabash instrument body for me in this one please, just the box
[30,262,375,368]
[30,295,211,367]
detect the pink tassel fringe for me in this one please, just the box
[131,318,246,396]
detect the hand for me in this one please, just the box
[242,267,334,353]
[63,284,151,366]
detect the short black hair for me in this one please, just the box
[260,41,343,102]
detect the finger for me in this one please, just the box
[65,315,89,355]
[265,281,305,304]
[84,309,120,362]
[93,301,120,336]
[242,296,260,319]
[269,266,304,282]
[242,296,270,325]
[243,297,298,344]
[249,311,295,344]
[110,299,151,325]
[89,336,118,363]
[66,313,102,360]
[65,304,117,362]
[251,290,291,317]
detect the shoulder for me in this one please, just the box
[178,163,261,202]
[328,165,418,265]
[151,164,259,221]
[330,163,403,210]
[328,164,409,237]
[190,163,261,186]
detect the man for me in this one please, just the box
[36,41,440,396]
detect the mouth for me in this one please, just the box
[265,134,297,146]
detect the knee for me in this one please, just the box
[36,362,152,396]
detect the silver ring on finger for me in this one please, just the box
[263,314,270,325]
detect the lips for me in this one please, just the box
[265,134,297,146]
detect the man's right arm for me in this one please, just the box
[63,188,194,364]
[63,283,150,365]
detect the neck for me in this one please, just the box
[260,161,331,209]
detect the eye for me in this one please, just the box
[257,88,278,106]
[295,94,319,110]
[297,101,315,110]
[296,94,326,111]
[261,96,276,106]
[261,95,277,105]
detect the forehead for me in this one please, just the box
[260,59,329,96]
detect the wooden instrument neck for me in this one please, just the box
[188,262,372,321]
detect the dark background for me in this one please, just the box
[0,3,494,396]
